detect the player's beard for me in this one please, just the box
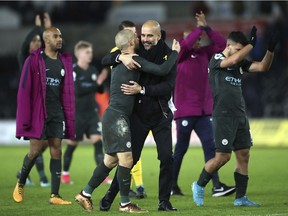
[55,43,63,52]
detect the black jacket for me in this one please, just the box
[135,39,176,118]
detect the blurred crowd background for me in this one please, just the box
[0,1,288,119]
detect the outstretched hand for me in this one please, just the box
[43,12,52,29]
[172,39,180,53]
[195,11,207,27]
[267,31,280,52]
[35,14,41,26]
[249,26,257,47]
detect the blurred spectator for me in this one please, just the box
[231,1,245,17]
[259,1,287,17]
[1,1,111,25]
[260,13,288,117]
[190,2,210,17]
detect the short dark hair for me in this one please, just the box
[227,31,249,46]
[118,20,135,31]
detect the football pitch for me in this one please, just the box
[0,145,287,216]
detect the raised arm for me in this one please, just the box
[248,32,279,73]
[220,26,257,68]
[196,11,226,54]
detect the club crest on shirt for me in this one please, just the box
[61,69,65,77]
[91,74,97,81]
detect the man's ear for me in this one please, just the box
[157,34,161,41]
[226,41,231,49]
[129,39,135,47]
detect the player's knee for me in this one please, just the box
[119,158,133,168]
[159,154,173,165]
[215,152,231,165]
[50,147,62,159]
[28,150,41,159]
[174,148,188,156]
[91,135,101,143]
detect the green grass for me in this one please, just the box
[0,145,288,216]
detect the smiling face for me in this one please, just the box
[141,20,161,50]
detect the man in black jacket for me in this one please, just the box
[100,20,177,211]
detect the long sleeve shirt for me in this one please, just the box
[174,27,226,119]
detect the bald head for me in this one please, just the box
[115,29,136,51]
[141,20,161,50]
[43,27,61,41]
[43,27,63,53]
[142,20,161,37]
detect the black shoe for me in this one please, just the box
[136,186,147,199]
[158,201,177,211]
[171,185,184,196]
[212,182,236,197]
[99,190,114,211]
[129,189,137,198]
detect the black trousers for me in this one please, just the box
[108,110,174,203]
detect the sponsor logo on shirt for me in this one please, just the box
[61,69,65,77]
[46,77,61,86]
[225,76,241,86]
[214,53,225,60]
[91,74,97,81]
